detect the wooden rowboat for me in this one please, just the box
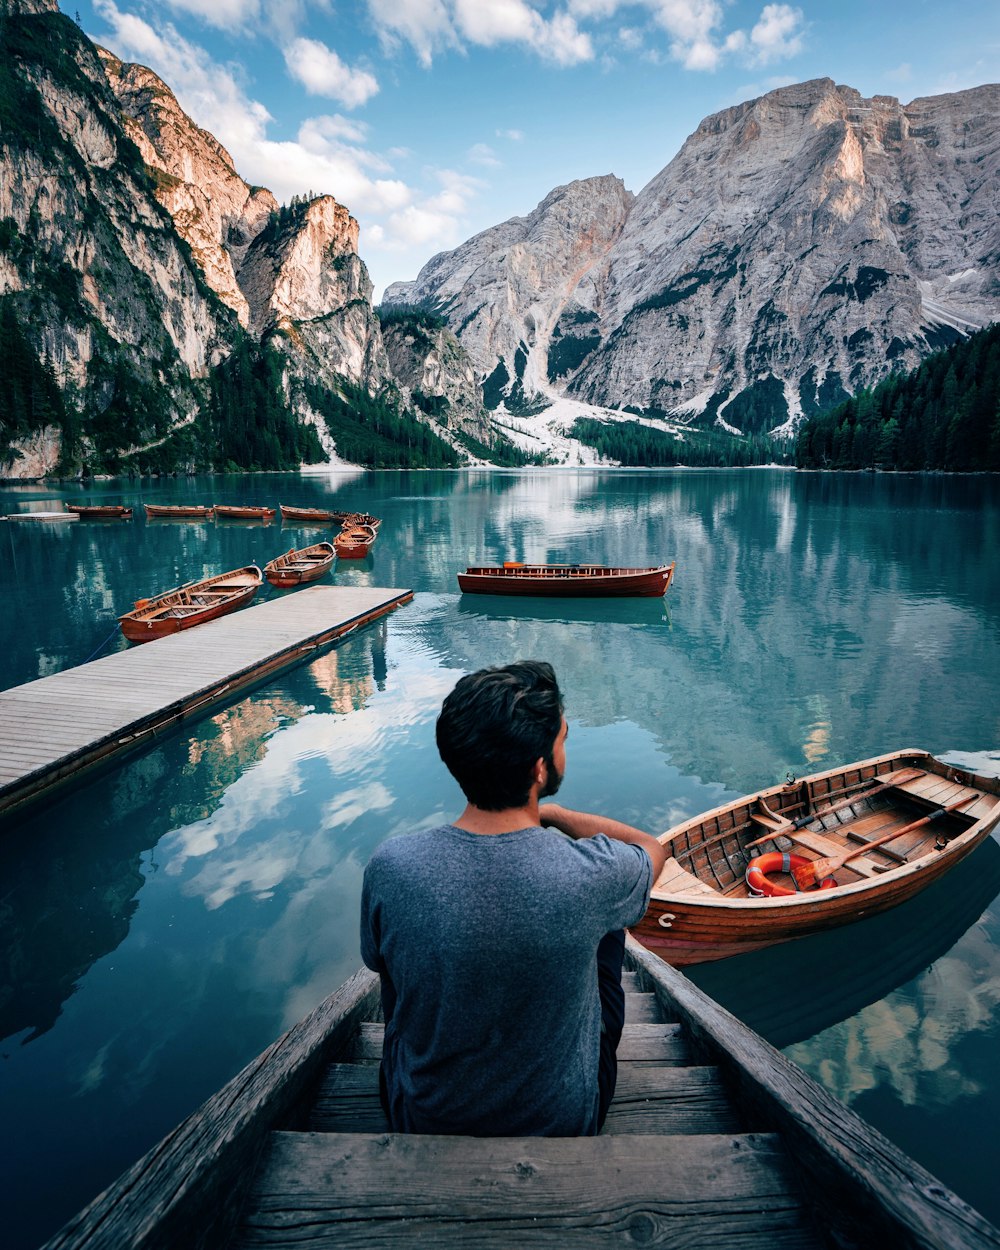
[264,542,336,587]
[213,504,276,521]
[279,504,351,523]
[39,942,1000,1250]
[458,561,675,597]
[66,504,133,519]
[632,749,1000,967]
[144,503,214,518]
[117,566,263,642]
[334,522,377,559]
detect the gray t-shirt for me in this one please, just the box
[360,823,653,1136]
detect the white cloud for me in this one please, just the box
[367,0,592,66]
[468,141,502,166]
[885,62,913,84]
[496,127,525,140]
[161,0,262,31]
[283,36,379,108]
[748,4,804,65]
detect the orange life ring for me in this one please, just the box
[745,851,837,897]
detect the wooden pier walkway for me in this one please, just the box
[42,936,1000,1250]
[0,585,412,819]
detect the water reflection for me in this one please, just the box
[0,624,386,1046]
[688,838,1000,1049]
[0,469,998,1248]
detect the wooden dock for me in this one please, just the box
[41,937,1000,1249]
[0,585,412,819]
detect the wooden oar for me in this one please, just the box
[791,794,979,889]
[744,767,926,850]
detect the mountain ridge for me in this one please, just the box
[385,76,1000,438]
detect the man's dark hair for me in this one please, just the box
[436,660,564,811]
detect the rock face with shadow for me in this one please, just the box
[385,79,1000,436]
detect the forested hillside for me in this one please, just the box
[795,323,1000,472]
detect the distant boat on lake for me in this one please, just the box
[118,566,263,642]
[458,562,675,597]
[144,503,214,519]
[279,504,352,523]
[632,750,1000,966]
[213,505,276,521]
[65,504,133,519]
[264,542,337,587]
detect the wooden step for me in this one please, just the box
[349,1018,693,1067]
[234,1130,822,1247]
[310,1063,734,1137]
[602,1066,742,1135]
[623,991,664,1023]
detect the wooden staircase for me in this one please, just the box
[232,970,824,1247]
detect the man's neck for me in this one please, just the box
[453,799,541,835]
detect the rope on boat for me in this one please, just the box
[82,625,120,665]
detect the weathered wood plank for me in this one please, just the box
[310,1063,734,1138]
[601,1066,741,1135]
[348,1019,693,1068]
[622,991,663,1023]
[234,1130,822,1248]
[39,969,381,1250]
[625,938,1000,1250]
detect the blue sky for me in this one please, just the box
[61,1,1000,300]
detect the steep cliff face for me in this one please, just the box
[386,80,1000,436]
[99,51,394,425]
[0,0,483,477]
[384,175,634,413]
[0,0,235,475]
[380,315,494,446]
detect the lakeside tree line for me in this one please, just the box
[795,323,1000,472]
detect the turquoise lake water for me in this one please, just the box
[1,467,999,1246]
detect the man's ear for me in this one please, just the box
[531,756,547,789]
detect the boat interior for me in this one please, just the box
[658,767,996,900]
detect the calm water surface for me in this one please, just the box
[1,468,999,1246]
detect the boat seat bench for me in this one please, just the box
[654,856,719,895]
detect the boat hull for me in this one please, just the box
[631,750,1000,966]
[145,504,213,518]
[213,506,276,521]
[118,566,263,642]
[264,543,337,587]
[279,505,350,523]
[66,505,133,519]
[334,524,376,558]
[457,562,674,597]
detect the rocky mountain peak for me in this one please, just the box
[390,77,1000,436]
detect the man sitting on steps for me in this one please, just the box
[360,659,667,1135]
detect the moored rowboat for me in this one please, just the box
[632,749,1000,966]
[458,561,675,598]
[144,503,214,518]
[65,504,133,519]
[279,504,351,523]
[213,504,276,520]
[264,542,336,587]
[117,566,263,642]
[334,522,377,558]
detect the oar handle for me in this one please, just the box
[835,794,978,868]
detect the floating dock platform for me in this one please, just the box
[0,585,412,819]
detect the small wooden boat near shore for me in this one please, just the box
[66,504,133,519]
[458,561,675,597]
[279,504,350,523]
[632,749,1000,967]
[264,542,336,587]
[118,566,263,642]
[334,522,377,558]
[39,940,1000,1250]
[144,503,214,519]
[213,504,276,521]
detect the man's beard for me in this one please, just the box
[540,756,563,798]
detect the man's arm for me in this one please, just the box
[540,803,667,880]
